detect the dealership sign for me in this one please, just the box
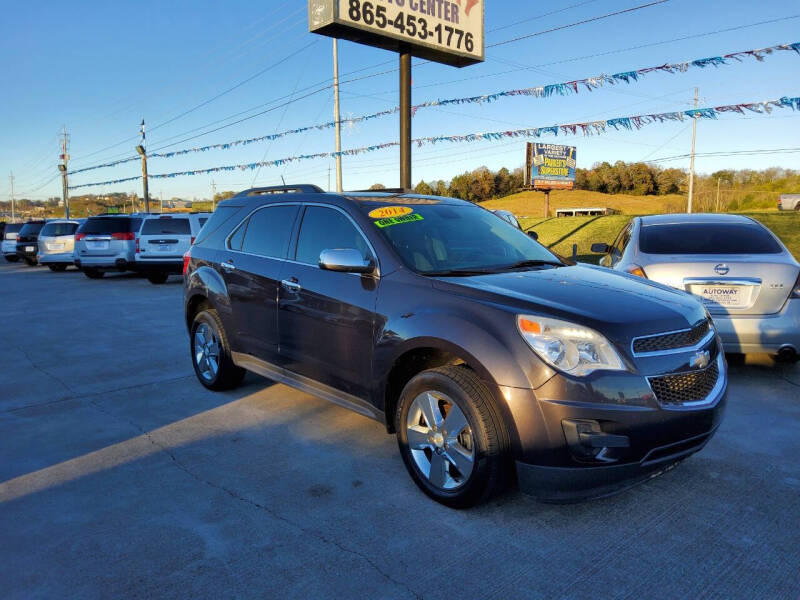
[527,143,577,190]
[308,0,484,67]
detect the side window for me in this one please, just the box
[295,206,372,266]
[228,221,247,251]
[240,205,299,258]
[611,223,632,256]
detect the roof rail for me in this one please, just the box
[238,184,324,196]
[349,188,411,194]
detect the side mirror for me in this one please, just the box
[319,248,375,274]
[527,230,539,241]
[591,243,611,254]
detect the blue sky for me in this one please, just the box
[1,0,798,200]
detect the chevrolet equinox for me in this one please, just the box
[183,185,727,507]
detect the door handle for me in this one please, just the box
[221,261,236,271]
[281,278,301,292]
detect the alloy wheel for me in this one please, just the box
[194,322,221,381]
[405,391,475,490]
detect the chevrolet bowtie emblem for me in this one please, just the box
[690,350,711,369]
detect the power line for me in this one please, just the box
[488,0,671,48]
[647,148,800,163]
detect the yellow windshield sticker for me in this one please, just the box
[368,206,413,219]
[374,214,424,228]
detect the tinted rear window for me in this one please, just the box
[19,222,45,236]
[4,224,22,238]
[640,223,783,254]
[41,222,78,237]
[141,218,191,235]
[78,217,142,234]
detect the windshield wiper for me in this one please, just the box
[423,267,502,277]
[495,259,564,270]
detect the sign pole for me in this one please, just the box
[399,48,412,191]
[543,190,550,218]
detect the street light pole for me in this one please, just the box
[136,119,150,213]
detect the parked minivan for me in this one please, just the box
[38,220,82,271]
[136,213,210,284]
[74,215,143,278]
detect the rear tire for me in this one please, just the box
[190,309,245,391]
[4,255,19,263]
[23,258,36,266]
[147,272,169,285]
[83,268,104,279]
[395,365,510,508]
[48,264,67,272]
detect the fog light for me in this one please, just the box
[562,419,629,462]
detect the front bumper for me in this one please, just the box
[712,298,800,354]
[502,351,727,502]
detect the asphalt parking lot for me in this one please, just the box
[1,261,799,600]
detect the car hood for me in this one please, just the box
[432,264,707,343]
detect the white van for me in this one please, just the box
[135,213,210,284]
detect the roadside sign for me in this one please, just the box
[526,143,577,191]
[308,0,485,67]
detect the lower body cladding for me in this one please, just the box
[502,354,727,502]
[712,299,800,356]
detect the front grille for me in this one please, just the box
[633,320,711,354]
[648,362,719,405]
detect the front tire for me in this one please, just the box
[146,272,169,284]
[395,366,510,508]
[83,268,104,279]
[190,309,245,391]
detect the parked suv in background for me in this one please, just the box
[592,214,800,362]
[136,213,210,284]
[183,185,727,507]
[37,219,82,271]
[74,215,143,278]
[2,223,23,262]
[16,220,47,265]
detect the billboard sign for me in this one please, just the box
[527,143,577,190]
[309,0,484,67]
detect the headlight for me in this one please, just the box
[517,315,626,376]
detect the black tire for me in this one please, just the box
[48,264,67,272]
[190,308,246,391]
[83,268,104,279]
[395,365,510,508]
[4,255,19,263]
[146,272,169,285]
[23,258,37,266]
[772,351,800,364]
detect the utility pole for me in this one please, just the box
[160,191,164,213]
[687,87,699,214]
[332,39,343,192]
[328,164,331,192]
[9,172,15,222]
[399,46,412,191]
[136,119,150,213]
[715,178,721,213]
[211,179,217,211]
[58,126,70,219]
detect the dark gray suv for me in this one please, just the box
[183,185,727,507]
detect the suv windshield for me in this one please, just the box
[640,223,783,254]
[19,222,45,236]
[78,217,142,235]
[359,201,561,274]
[40,222,78,237]
[141,218,191,235]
